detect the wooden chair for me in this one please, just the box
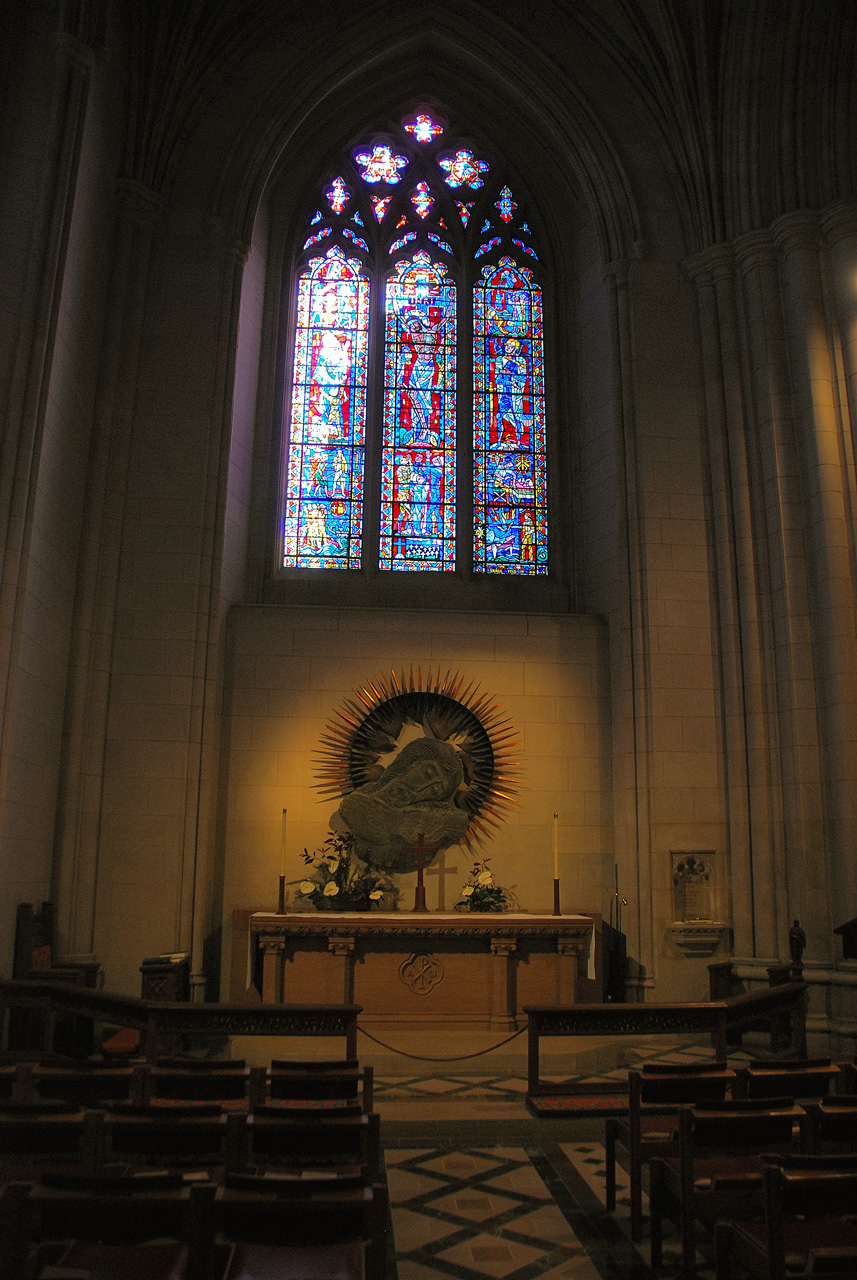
[736,1057,841,1101]
[148,1057,253,1102]
[713,1157,857,1280]
[267,1058,374,1113]
[649,1098,805,1278]
[221,1169,387,1280]
[33,1060,145,1107]
[0,1102,103,1182]
[6,1175,221,1280]
[802,1096,857,1153]
[101,1102,243,1173]
[237,1106,381,1179]
[605,1060,735,1239]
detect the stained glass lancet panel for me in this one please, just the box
[380,251,456,571]
[473,257,548,575]
[283,247,369,568]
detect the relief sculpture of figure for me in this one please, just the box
[335,737,469,872]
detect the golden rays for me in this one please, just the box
[314,666,519,849]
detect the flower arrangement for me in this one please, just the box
[453,858,516,913]
[293,830,399,912]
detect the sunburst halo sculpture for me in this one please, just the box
[314,666,520,854]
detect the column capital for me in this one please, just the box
[685,242,735,285]
[328,937,355,956]
[490,938,517,956]
[771,210,823,256]
[821,200,857,249]
[733,229,778,274]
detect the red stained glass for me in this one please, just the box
[380,252,456,571]
[284,248,369,568]
[472,257,547,575]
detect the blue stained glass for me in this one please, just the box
[481,220,492,233]
[495,187,516,222]
[475,237,501,258]
[303,227,332,249]
[352,211,364,226]
[404,113,443,143]
[512,238,538,259]
[473,257,547,576]
[439,149,489,189]
[326,176,349,213]
[389,232,417,253]
[310,211,324,224]
[520,222,531,234]
[284,247,369,569]
[456,202,473,225]
[342,228,369,252]
[355,143,408,184]
[427,233,452,254]
[380,251,456,571]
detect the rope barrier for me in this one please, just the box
[357,1023,528,1062]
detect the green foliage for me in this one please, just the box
[293,830,399,912]
[453,858,515,913]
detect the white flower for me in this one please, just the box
[461,885,474,897]
[369,890,382,900]
[477,870,493,885]
[299,880,316,895]
[323,881,339,896]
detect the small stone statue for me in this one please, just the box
[789,918,806,966]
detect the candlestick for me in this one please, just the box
[280,809,287,878]
[553,812,559,880]
[413,832,427,912]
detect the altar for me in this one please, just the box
[233,911,601,1029]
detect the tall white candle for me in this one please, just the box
[553,812,559,879]
[280,809,287,877]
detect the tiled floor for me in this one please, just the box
[380,1039,753,1278]
[384,1135,708,1280]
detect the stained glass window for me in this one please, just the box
[473,257,547,575]
[439,148,489,189]
[355,143,408,184]
[404,113,443,143]
[380,252,457,571]
[284,111,549,582]
[283,247,369,568]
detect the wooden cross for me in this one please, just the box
[403,832,438,913]
[426,847,459,911]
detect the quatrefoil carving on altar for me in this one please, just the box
[398,951,445,995]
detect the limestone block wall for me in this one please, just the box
[219,606,612,997]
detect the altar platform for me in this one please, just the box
[231,910,601,1029]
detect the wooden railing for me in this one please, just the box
[524,981,808,1096]
[0,979,361,1062]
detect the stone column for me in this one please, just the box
[259,938,285,1004]
[53,178,165,968]
[604,259,655,994]
[489,938,516,1030]
[736,229,829,961]
[774,211,857,918]
[556,939,581,1005]
[328,937,356,1004]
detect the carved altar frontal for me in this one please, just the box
[241,911,599,1028]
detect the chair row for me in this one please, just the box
[0,1100,382,1180]
[0,1055,374,1110]
[648,1100,857,1279]
[606,1055,846,1241]
[0,1167,388,1280]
